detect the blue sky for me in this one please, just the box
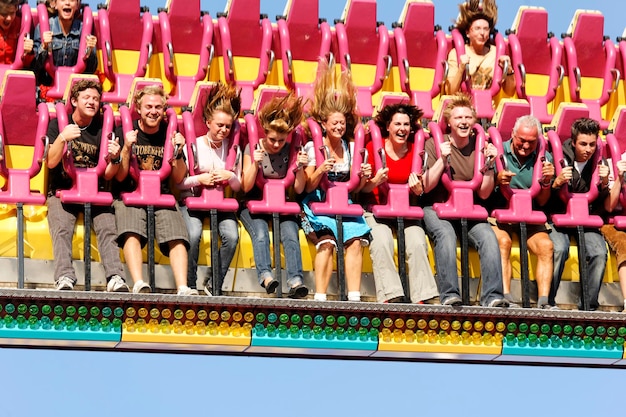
[9,1,624,416]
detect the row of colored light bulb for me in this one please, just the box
[2,302,626,349]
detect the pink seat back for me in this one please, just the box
[393,0,448,119]
[335,0,390,117]
[277,0,332,99]
[450,29,508,119]
[244,111,302,215]
[96,0,153,104]
[306,117,366,216]
[119,106,178,208]
[548,129,604,228]
[368,119,424,219]
[562,12,617,128]
[489,125,547,224]
[180,85,241,212]
[508,8,563,124]
[605,107,626,229]
[156,0,214,107]
[55,103,115,206]
[0,73,48,205]
[427,121,489,220]
[215,0,274,110]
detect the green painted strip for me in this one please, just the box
[252,334,378,350]
[0,328,121,342]
[503,345,623,359]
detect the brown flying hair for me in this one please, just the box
[258,93,304,135]
[454,0,498,36]
[203,82,242,122]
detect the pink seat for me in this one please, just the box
[489,125,548,225]
[335,0,391,117]
[562,11,618,130]
[95,0,154,104]
[367,119,424,219]
[0,72,48,206]
[36,2,95,100]
[179,83,241,213]
[54,103,116,206]
[605,106,626,229]
[427,121,489,220]
[490,99,531,144]
[547,103,590,143]
[276,0,332,100]
[392,0,448,119]
[244,110,303,216]
[215,0,274,111]
[306,118,366,217]
[156,0,214,107]
[548,129,605,228]
[507,7,564,124]
[450,28,509,120]
[119,105,179,208]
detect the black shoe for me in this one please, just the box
[385,296,405,304]
[261,279,279,294]
[288,284,309,299]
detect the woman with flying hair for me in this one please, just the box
[178,82,242,296]
[445,0,515,96]
[240,93,310,298]
[360,103,439,304]
[301,60,372,302]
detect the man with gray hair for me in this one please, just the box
[490,115,557,309]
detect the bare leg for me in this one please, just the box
[122,233,144,285]
[168,240,188,289]
[344,239,363,293]
[527,232,553,298]
[314,243,335,294]
[492,226,512,294]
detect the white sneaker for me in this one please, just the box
[177,286,199,296]
[203,286,213,296]
[132,280,151,294]
[106,275,129,293]
[55,276,75,291]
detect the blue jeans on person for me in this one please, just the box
[549,225,607,310]
[423,206,504,306]
[239,208,304,288]
[180,205,239,290]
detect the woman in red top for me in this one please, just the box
[0,0,33,65]
[361,103,438,303]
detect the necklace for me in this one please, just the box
[205,134,226,168]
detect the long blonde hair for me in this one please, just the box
[309,59,359,141]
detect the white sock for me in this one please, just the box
[314,293,327,301]
[348,291,361,302]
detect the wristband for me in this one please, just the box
[110,155,121,165]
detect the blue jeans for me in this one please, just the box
[180,205,239,290]
[423,206,504,306]
[549,225,607,310]
[239,208,304,288]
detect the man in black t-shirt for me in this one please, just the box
[113,85,194,296]
[46,79,128,292]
